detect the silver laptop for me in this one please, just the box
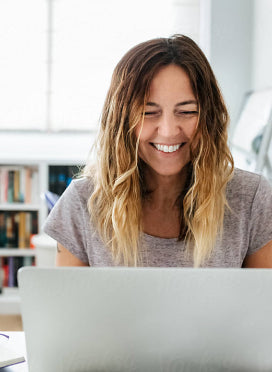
[18,267,272,372]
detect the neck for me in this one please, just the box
[143,165,190,210]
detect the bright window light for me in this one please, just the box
[0,0,200,132]
[0,0,47,130]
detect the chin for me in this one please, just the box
[147,163,190,178]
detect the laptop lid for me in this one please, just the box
[18,267,272,372]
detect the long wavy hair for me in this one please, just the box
[84,34,234,267]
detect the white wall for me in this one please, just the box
[252,0,272,90]
[171,0,200,43]
[209,0,254,132]
[252,0,272,178]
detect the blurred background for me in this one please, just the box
[0,0,271,131]
[0,0,272,328]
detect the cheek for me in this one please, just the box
[186,119,198,140]
[134,121,152,143]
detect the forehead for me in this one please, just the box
[147,64,195,102]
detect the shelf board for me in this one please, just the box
[0,248,36,257]
[0,203,40,211]
[0,132,95,163]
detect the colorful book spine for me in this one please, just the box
[0,166,39,204]
[0,256,34,289]
[7,257,15,287]
[0,211,38,248]
[18,212,26,249]
[0,213,6,247]
[7,171,14,203]
[0,168,9,203]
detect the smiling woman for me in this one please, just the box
[135,65,198,179]
[43,35,272,269]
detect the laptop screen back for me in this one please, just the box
[18,267,272,372]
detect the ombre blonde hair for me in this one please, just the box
[83,35,234,267]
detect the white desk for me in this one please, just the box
[1,332,28,372]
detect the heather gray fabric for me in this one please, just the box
[43,168,272,267]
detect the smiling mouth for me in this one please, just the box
[151,143,186,153]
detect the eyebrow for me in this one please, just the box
[146,100,198,107]
[175,100,198,107]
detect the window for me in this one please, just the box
[0,0,200,132]
[0,0,47,130]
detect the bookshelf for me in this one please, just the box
[0,131,95,314]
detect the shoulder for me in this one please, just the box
[228,168,262,191]
[71,176,94,194]
[226,168,271,201]
[222,168,272,259]
[225,168,272,226]
[43,176,95,235]
[46,176,94,214]
[66,176,94,203]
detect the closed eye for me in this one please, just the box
[177,110,198,115]
[144,111,160,116]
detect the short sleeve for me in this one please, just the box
[247,176,272,255]
[43,179,89,264]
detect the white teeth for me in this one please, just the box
[154,144,182,153]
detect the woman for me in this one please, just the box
[43,35,272,268]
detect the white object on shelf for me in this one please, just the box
[0,288,21,314]
[31,234,56,267]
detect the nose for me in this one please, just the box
[157,113,181,139]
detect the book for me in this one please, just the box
[19,166,26,202]
[31,170,39,204]
[0,256,32,289]
[13,170,20,202]
[0,212,6,247]
[2,258,9,287]
[0,258,3,293]
[0,333,25,368]
[18,212,26,248]
[24,167,32,204]
[0,168,8,203]
[5,214,15,248]
[8,257,25,287]
[8,257,15,287]
[0,165,39,204]
[24,212,31,247]
[7,171,14,203]
[13,257,24,287]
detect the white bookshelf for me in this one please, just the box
[0,131,96,314]
[0,249,36,257]
[0,204,40,211]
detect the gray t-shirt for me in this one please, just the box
[43,168,272,267]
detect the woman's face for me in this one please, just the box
[135,64,199,179]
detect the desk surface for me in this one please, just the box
[1,332,28,372]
